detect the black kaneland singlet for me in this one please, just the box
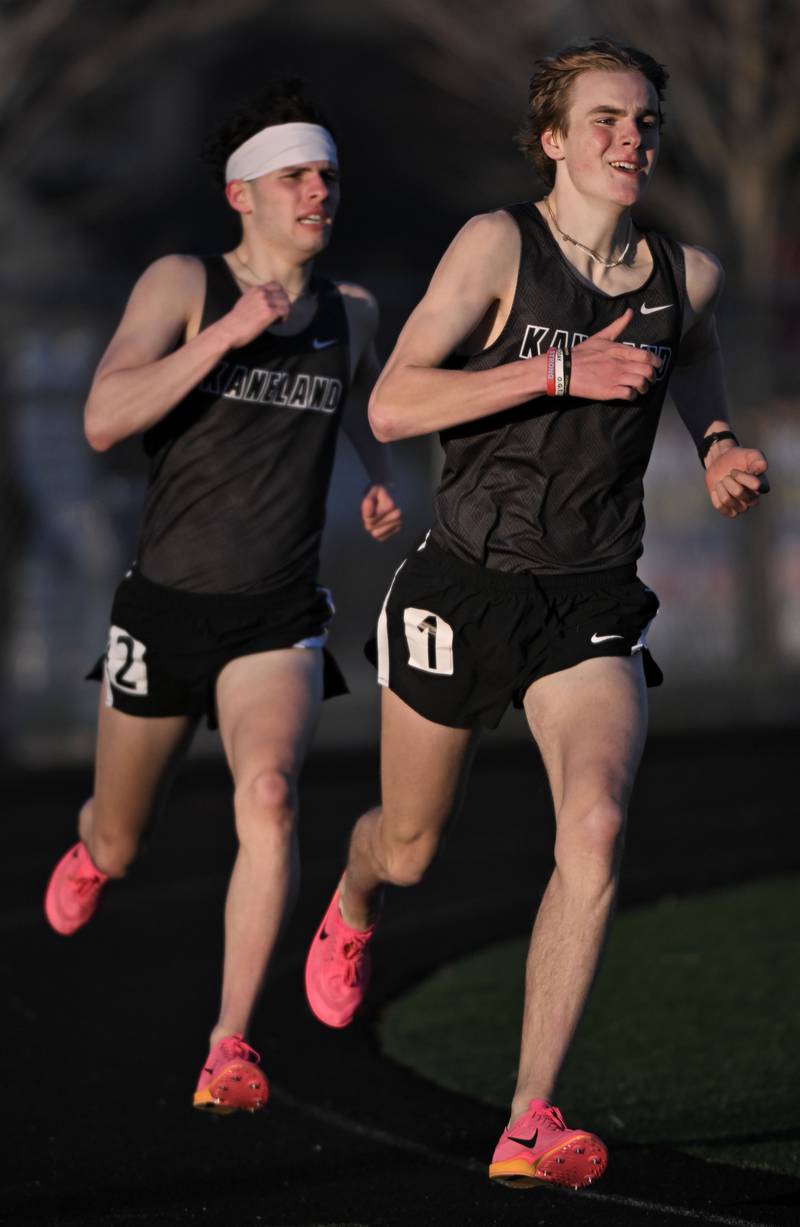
[137,258,350,593]
[431,202,686,574]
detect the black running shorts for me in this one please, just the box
[88,566,347,728]
[368,538,661,730]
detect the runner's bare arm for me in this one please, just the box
[670,246,768,517]
[339,285,402,541]
[368,212,663,441]
[84,255,290,451]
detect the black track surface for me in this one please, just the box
[6,728,800,1226]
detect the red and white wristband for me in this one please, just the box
[545,346,571,397]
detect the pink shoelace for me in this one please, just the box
[67,869,104,896]
[539,1103,567,1131]
[216,1034,261,1065]
[339,933,370,987]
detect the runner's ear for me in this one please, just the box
[225,180,252,215]
[540,128,564,163]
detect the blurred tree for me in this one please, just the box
[378,0,799,297]
[0,0,272,291]
[0,1,278,746]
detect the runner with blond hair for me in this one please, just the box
[305,39,767,1187]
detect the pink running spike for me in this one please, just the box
[305,888,374,1028]
[489,1098,608,1189]
[44,841,109,936]
[193,1033,269,1115]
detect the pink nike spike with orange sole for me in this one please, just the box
[193,1033,269,1115]
[489,1099,607,1189]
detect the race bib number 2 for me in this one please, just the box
[105,625,149,697]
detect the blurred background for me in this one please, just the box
[1,0,798,764]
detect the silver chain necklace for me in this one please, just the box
[232,249,264,285]
[544,198,633,269]
[232,249,308,302]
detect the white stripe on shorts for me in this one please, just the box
[376,531,432,686]
[376,561,407,687]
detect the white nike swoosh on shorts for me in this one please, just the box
[640,303,672,314]
[591,632,625,643]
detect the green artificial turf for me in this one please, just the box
[380,876,800,1176]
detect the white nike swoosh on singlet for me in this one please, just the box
[640,303,673,314]
[312,337,338,349]
[591,632,624,643]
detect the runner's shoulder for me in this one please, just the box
[130,254,206,311]
[336,282,379,338]
[439,210,520,298]
[454,208,520,252]
[139,252,206,284]
[336,281,378,311]
[679,243,725,315]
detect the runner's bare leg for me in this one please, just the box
[339,687,478,930]
[211,646,323,1046]
[510,655,648,1119]
[80,691,197,877]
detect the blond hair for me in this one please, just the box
[518,38,668,187]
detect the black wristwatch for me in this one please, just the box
[698,430,738,467]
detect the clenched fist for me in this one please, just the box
[217,282,292,349]
[360,484,402,541]
[704,446,769,518]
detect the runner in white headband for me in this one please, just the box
[225,122,338,184]
[43,78,401,1123]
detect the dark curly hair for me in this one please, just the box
[517,38,668,188]
[201,78,336,185]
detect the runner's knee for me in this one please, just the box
[234,769,296,843]
[554,797,626,880]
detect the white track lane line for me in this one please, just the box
[272,1086,775,1227]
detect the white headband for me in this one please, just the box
[225,122,338,183]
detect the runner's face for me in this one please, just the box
[553,70,660,205]
[246,160,340,255]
